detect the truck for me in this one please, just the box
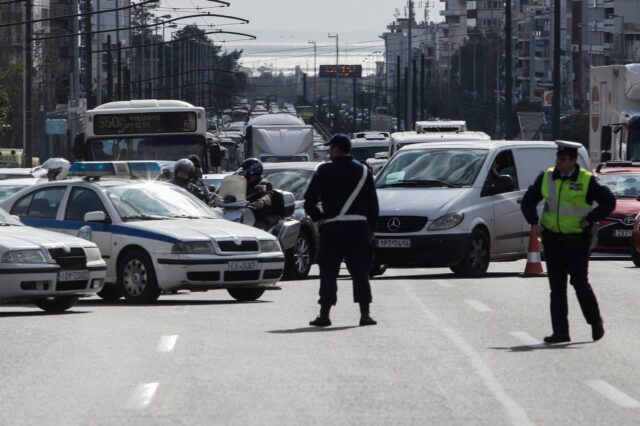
[245,124,315,162]
[590,64,640,165]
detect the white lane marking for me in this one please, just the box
[157,335,178,353]
[403,284,533,426]
[585,380,640,408]
[435,280,454,288]
[126,383,159,409]
[465,300,492,312]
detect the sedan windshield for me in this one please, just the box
[0,207,21,226]
[106,183,218,221]
[376,148,488,188]
[262,169,315,200]
[598,174,640,198]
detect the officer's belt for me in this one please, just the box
[323,163,368,224]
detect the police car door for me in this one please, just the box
[481,149,524,255]
[60,186,113,258]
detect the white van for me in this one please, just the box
[388,131,491,157]
[373,140,591,276]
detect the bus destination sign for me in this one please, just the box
[93,112,197,135]
[319,65,363,78]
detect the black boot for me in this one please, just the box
[309,305,331,327]
[543,333,571,344]
[592,320,605,342]
[359,302,377,326]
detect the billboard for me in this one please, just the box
[319,65,363,78]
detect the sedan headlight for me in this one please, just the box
[260,240,282,253]
[84,246,103,262]
[428,213,465,231]
[171,241,214,255]
[1,249,48,264]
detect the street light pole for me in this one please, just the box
[308,40,317,109]
[328,33,338,114]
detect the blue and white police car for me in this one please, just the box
[0,161,285,303]
[0,207,106,312]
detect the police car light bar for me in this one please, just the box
[70,161,161,179]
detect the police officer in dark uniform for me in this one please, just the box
[521,141,615,343]
[171,158,208,202]
[304,133,379,327]
[239,158,275,230]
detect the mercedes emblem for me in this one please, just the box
[387,217,402,232]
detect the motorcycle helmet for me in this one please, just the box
[240,158,263,178]
[41,157,71,180]
[174,158,194,175]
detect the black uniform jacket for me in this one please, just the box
[521,165,616,228]
[303,156,379,230]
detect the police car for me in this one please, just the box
[0,161,285,303]
[0,207,106,312]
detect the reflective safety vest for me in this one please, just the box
[541,167,592,234]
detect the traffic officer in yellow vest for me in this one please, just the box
[521,141,615,344]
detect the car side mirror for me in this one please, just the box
[636,194,640,202]
[208,185,216,193]
[11,215,21,223]
[493,175,515,194]
[209,144,222,168]
[84,211,108,223]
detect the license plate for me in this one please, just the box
[228,261,259,271]
[614,229,633,237]
[58,270,89,282]
[376,239,411,248]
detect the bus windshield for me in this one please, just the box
[87,135,206,162]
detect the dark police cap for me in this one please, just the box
[555,140,582,155]
[324,133,352,151]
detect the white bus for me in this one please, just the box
[75,100,220,172]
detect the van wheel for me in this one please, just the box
[34,296,79,313]
[450,229,490,277]
[632,242,640,267]
[228,288,265,302]
[283,229,313,280]
[118,250,160,304]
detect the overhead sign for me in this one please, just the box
[319,65,363,78]
[46,119,68,135]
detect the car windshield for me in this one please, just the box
[598,173,640,198]
[0,185,27,202]
[0,207,21,226]
[376,148,488,188]
[262,169,315,200]
[105,183,218,221]
[87,135,206,162]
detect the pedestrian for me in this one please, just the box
[304,133,379,327]
[521,141,615,343]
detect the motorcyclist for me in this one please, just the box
[171,158,208,202]
[239,158,275,229]
[187,154,211,197]
[41,157,71,181]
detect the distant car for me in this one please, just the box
[262,162,321,279]
[593,162,640,253]
[0,207,106,312]
[0,161,286,303]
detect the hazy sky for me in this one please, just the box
[164,0,443,72]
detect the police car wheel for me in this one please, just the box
[450,229,490,277]
[118,250,160,304]
[97,284,123,302]
[34,296,79,313]
[227,288,265,302]
[283,229,313,280]
[632,242,640,268]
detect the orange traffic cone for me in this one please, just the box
[520,227,546,277]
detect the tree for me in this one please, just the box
[0,87,10,135]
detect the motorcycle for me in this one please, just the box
[213,175,300,254]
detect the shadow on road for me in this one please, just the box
[369,272,523,281]
[0,310,90,318]
[78,299,271,307]
[490,341,591,352]
[267,326,358,334]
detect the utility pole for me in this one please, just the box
[328,33,338,114]
[308,40,317,110]
[406,0,413,129]
[107,34,113,102]
[552,0,561,139]
[352,77,357,133]
[83,0,93,108]
[23,0,33,166]
[420,53,425,120]
[505,0,513,139]
[96,0,102,105]
[115,0,121,100]
[396,55,401,131]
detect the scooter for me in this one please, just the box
[213,175,300,253]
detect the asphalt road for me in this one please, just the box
[1,258,639,425]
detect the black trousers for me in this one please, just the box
[317,221,373,306]
[542,234,602,335]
